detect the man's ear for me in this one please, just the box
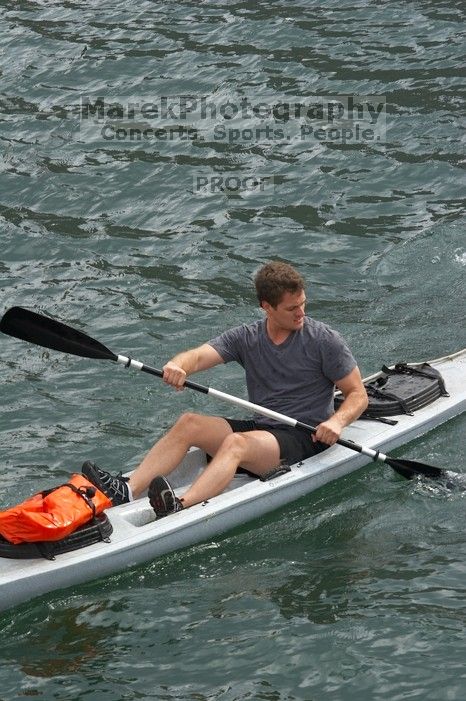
[260,300,271,313]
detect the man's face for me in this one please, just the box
[262,290,306,331]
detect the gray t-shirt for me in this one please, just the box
[208,317,356,426]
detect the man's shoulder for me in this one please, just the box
[302,316,335,337]
[209,318,263,346]
[226,318,264,336]
[302,317,350,349]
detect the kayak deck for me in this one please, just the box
[1,350,465,613]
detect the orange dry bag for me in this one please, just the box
[0,474,112,544]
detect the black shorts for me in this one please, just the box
[224,418,328,466]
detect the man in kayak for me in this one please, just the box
[83,261,368,517]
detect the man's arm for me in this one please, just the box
[313,366,368,445]
[163,343,224,389]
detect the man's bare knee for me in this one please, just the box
[171,412,203,438]
[219,432,248,461]
[173,412,200,428]
[217,430,281,474]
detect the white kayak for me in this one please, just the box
[1,349,465,613]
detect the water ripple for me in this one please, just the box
[1,1,465,698]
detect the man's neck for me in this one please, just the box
[266,318,292,345]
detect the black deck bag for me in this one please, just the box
[335,362,449,419]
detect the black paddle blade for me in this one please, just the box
[385,456,446,480]
[0,307,117,361]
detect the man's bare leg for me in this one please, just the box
[128,413,233,498]
[181,430,281,507]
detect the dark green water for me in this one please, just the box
[1,1,465,699]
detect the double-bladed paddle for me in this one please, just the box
[0,305,450,482]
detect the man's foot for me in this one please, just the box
[148,476,184,519]
[81,461,130,506]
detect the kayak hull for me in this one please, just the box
[1,350,465,613]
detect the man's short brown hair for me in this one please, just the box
[254,261,305,308]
